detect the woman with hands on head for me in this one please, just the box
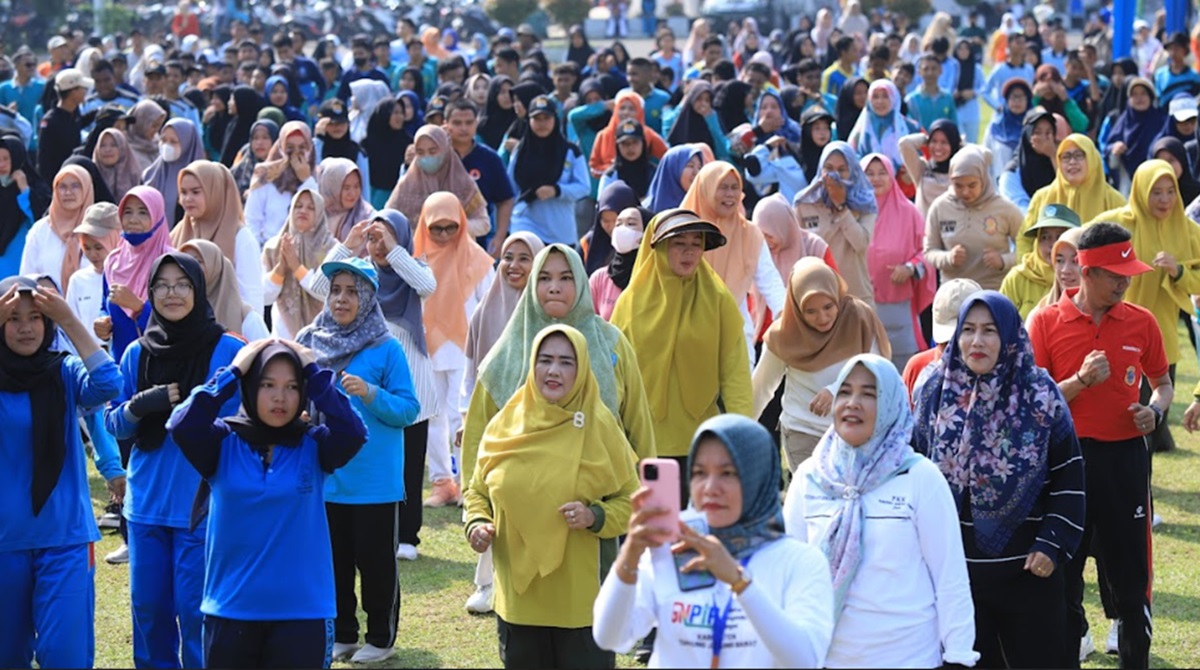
[0,276,122,669]
[167,338,368,669]
[295,257,420,665]
[104,252,247,669]
[465,324,639,669]
[593,414,835,669]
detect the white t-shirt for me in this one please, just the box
[65,265,106,347]
[784,456,979,669]
[593,535,835,669]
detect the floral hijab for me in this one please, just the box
[295,264,392,373]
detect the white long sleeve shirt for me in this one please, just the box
[736,243,787,366]
[19,218,75,290]
[752,343,880,438]
[242,176,318,248]
[232,226,264,315]
[593,535,835,669]
[784,457,979,669]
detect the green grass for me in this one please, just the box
[86,328,1200,667]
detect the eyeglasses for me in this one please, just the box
[1060,150,1087,164]
[151,282,194,298]
[429,223,460,237]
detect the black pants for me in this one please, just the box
[970,562,1068,668]
[118,437,133,543]
[398,420,429,547]
[496,617,614,669]
[1139,363,1175,452]
[1064,438,1153,670]
[202,616,332,668]
[326,502,400,648]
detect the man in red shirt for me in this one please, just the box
[1027,223,1171,670]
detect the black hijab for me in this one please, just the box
[204,86,234,159]
[607,208,653,290]
[220,86,267,167]
[478,75,517,149]
[713,80,752,133]
[798,106,834,182]
[320,130,363,163]
[1007,110,1058,198]
[779,85,805,122]
[512,97,573,197]
[1097,59,1137,131]
[835,77,867,142]
[566,25,595,70]
[224,343,310,447]
[136,253,226,452]
[927,119,963,174]
[399,67,427,108]
[1152,136,1200,205]
[0,276,69,516]
[62,156,115,204]
[954,39,976,92]
[365,99,412,191]
[585,180,641,275]
[611,122,653,198]
[1,137,50,252]
[667,81,717,146]
[506,80,547,142]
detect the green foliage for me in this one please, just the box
[485,0,541,30]
[100,3,139,38]
[860,0,934,23]
[542,0,592,30]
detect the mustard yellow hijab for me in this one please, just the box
[474,324,636,595]
[610,212,738,421]
[1022,135,1126,248]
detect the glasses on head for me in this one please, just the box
[429,223,460,237]
[151,282,194,299]
[1060,150,1087,164]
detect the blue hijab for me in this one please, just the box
[688,415,785,560]
[755,90,802,143]
[989,80,1031,150]
[914,291,1065,557]
[793,141,878,215]
[265,76,305,122]
[647,144,703,212]
[397,90,425,138]
[371,209,426,356]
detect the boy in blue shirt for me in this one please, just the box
[624,57,671,135]
[907,54,958,130]
[447,99,517,254]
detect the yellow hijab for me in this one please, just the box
[610,212,735,421]
[475,325,636,595]
[1090,159,1200,316]
[1012,228,1060,287]
[1023,135,1126,241]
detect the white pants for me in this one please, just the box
[427,368,464,483]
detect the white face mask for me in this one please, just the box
[610,225,644,254]
[159,143,180,162]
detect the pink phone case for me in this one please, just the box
[639,459,681,542]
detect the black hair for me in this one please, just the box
[834,36,855,55]
[628,57,653,70]
[744,61,771,78]
[165,60,184,76]
[702,35,724,51]
[796,58,821,75]
[930,36,950,55]
[713,60,736,81]
[272,33,293,49]
[896,62,915,76]
[1079,222,1132,250]
[437,57,466,75]
[92,59,114,75]
[553,62,579,77]
[351,34,371,51]
[869,45,891,62]
[496,48,520,64]
[448,98,480,118]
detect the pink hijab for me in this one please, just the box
[750,193,830,334]
[104,186,174,316]
[861,153,935,339]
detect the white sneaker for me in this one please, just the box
[465,584,493,614]
[1106,619,1120,654]
[104,544,129,565]
[1152,513,1163,528]
[1079,630,1095,661]
[331,642,359,661]
[350,643,395,663]
[395,543,418,561]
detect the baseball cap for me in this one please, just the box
[96,104,135,126]
[1024,203,1082,237]
[144,63,167,77]
[650,208,726,250]
[517,23,537,37]
[1134,18,1149,31]
[47,36,68,51]
[319,98,349,123]
[616,119,643,143]
[527,95,557,118]
[320,257,379,289]
[932,279,982,344]
[1170,96,1199,122]
[425,95,448,119]
[74,202,121,240]
[1076,240,1153,277]
[55,68,94,93]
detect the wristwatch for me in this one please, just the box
[1150,405,1164,428]
[730,567,753,595]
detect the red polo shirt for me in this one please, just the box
[1027,289,1168,442]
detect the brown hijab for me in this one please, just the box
[261,188,336,335]
[384,125,487,226]
[179,238,253,332]
[764,257,890,371]
[170,161,245,264]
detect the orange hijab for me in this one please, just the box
[170,161,245,264]
[413,192,494,355]
[679,161,764,301]
[589,91,668,175]
[48,165,96,291]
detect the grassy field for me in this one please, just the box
[85,331,1200,669]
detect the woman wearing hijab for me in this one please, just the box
[952,39,986,143]
[811,9,834,63]
[231,119,280,197]
[784,355,976,667]
[664,81,732,162]
[583,181,642,276]
[0,275,121,669]
[178,239,269,341]
[478,75,517,151]
[128,100,169,170]
[508,96,591,246]
[168,338,367,669]
[386,125,490,238]
[898,119,963,216]
[752,257,888,470]
[646,143,705,212]
[105,252,246,669]
[364,99,414,210]
[834,77,868,142]
[64,155,115,205]
[913,291,1084,669]
[999,108,1061,214]
[465,324,638,669]
[846,80,919,173]
[753,90,802,144]
[170,160,264,314]
[925,146,1023,291]
[1020,134,1125,258]
[1030,226,1086,315]
[0,137,50,278]
[1096,58,1138,137]
[712,80,753,134]
[264,75,305,123]
[143,118,207,224]
[317,157,376,244]
[566,25,595,70]
[202,85,234,162]
[681,162,787,363]
[1152,137,1200,205]
[20,164,94,294]
[260,188,336,339]
[589,206,646,321]
[595,414,835,667]
[797,106,835,183]
[792,142,878,308]
[244,121,318,248]
[220,86,268,168]
[589,91,669,179]
[93,128,142,203]
[397,66,428,108]
[1001,204,1083,319]
[295,257,420,665]
[348,79,391,145]
[597,120,655,201]
[861,153,935,369]
[1106,78,1168,197]
[984,79,1032,181]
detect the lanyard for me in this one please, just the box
[710,557,750,669]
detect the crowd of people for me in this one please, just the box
[3,1,1200,668]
